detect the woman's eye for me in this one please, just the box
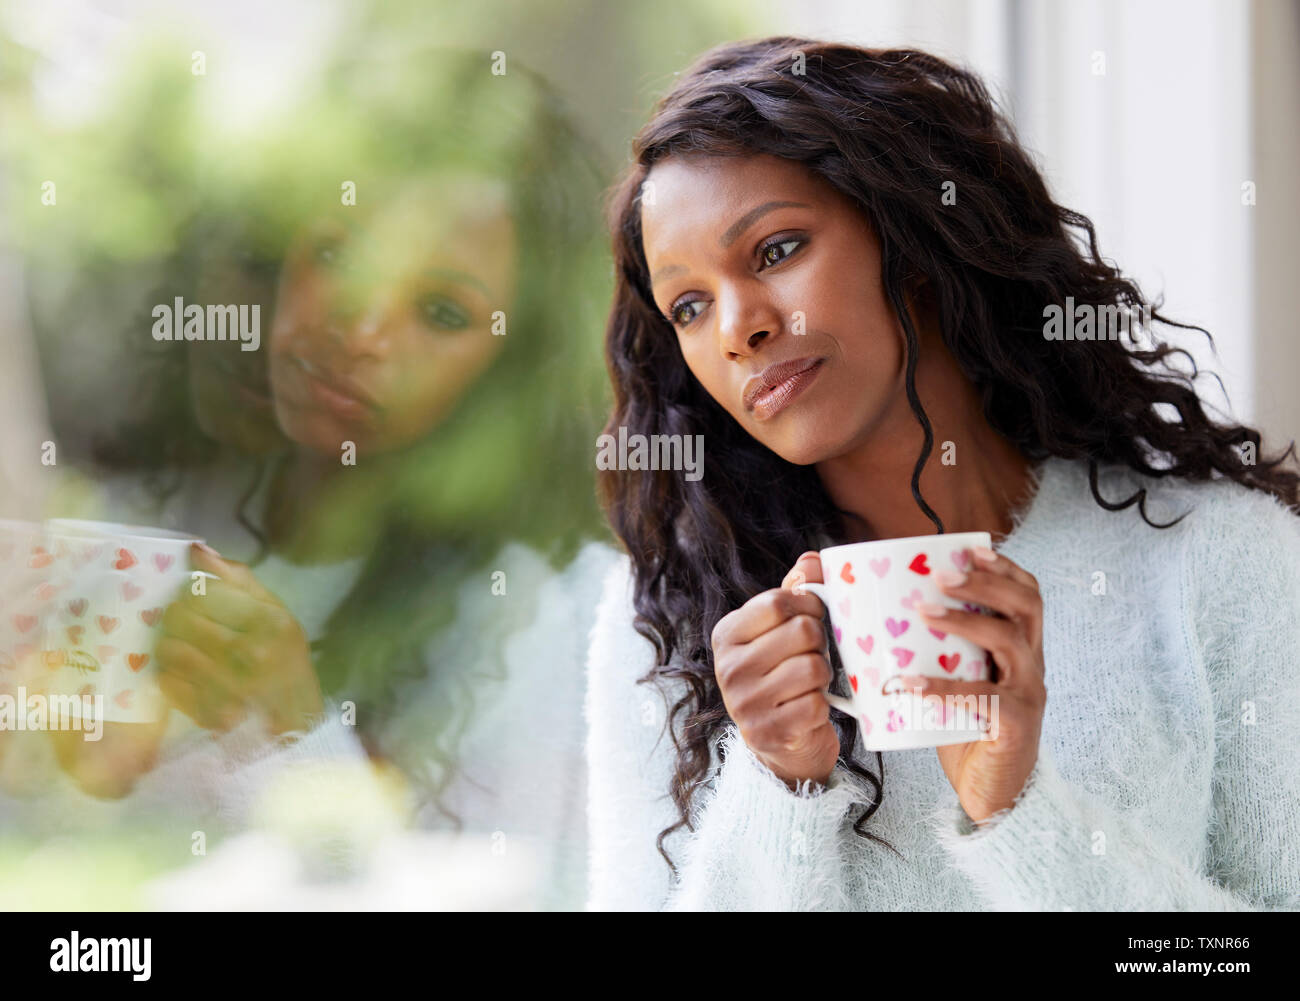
[417,293,471,331]
[668,299,705,327]
[760,237,803,268]
[312,237,344,268]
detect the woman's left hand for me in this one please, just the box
[904,545,1046,826]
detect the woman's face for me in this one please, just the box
[639,153,908,466]
[269,173,516,456]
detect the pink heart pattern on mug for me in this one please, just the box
[885,617,909,638]
[951,549,972,572]
[121,581,143,603]
[855,634,873,655]
[891,647,914,668]
[153,553,174,573]
[928,627,947,640]
[886,709,906,732]
[899,588,922,611]
[869,558,890,578]
[838,598,852,618]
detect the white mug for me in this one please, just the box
[798,532,998,751]
[40,520,214,724]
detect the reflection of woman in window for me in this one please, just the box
[28,49,613,909]
[588,38,1300,911]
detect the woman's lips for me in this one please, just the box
[285,355,379,423]
[745,357,825,420]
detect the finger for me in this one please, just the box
[715,587,825,648]
[969,546,1041,595]
[173,577,274,633]
[915,604,1027,686]
[189,542,277,604]
[782,551,824,593]
[897,674,1000,701]
[157,665,203,720]
[155,636,245,718]
[158,670,239,732]
[758,652,834,707]
[160,601,241,654]
[741,612,829,676]
[933,565,1042,649]
[752,689,832,752]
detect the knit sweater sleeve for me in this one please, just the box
[932,486,1300,911]
[585,555,873,911]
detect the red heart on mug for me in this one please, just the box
[840,562,855,584]
[28,547,54,569]
[127,653,149,673]
[939,652,961,673]
[114,549,137,571]
[908,553,930,575]
[849,674,859,692]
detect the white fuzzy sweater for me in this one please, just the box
[584,455,1300,911]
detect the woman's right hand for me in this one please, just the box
[710,551,841,790]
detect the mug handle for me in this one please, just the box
[792,580,855,715]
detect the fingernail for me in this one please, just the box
[192,541,218,556]
[798,551,820,561]
[973,546,997,563]
[917,601,947,617]
[934,569,966,588]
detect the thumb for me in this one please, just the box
[189,541,274,603]
[782,551,824,593]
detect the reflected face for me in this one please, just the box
[269,174,516,455]
[640,154,907,466]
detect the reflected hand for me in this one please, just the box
[157,543,324,735]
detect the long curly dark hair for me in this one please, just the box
[597,37,1300,875]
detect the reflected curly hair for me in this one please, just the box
[597,37,1300,874]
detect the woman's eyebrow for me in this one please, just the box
[719,200,810,248]
[423,267,494,299]
[651,200,813,286]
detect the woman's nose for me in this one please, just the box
[326,294,394,359]
[715,284,783,358]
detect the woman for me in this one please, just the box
[587,37,1300,911]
